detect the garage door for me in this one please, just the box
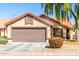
[11,27,46,42]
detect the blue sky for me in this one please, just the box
[0,3,75,24]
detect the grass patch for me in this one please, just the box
[0,36,8,44]
[0,36,7,40]
[64,41,79,45]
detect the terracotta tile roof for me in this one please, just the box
[0,13,72,30]
[39,14,73,29]
[0,18,12,29]
[5,13,53,26]
[56,18,72,28]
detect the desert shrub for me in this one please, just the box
[49,37,63,48]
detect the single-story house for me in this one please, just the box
[0,13,73,42]
[39,14,73,40]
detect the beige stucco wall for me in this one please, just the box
[63,28,67,40]
[6,16,51,39]
[1,30,4,36]
[69,30,75,40]
[1,30,7,36]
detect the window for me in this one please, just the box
[52,28,63,37]
[25,17,33,25]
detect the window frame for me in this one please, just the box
[25,16,33,25]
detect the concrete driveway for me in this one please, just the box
[0,44,78,56]
[0,40,79,56]
[0,42,45,51]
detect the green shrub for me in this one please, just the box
[0,36,8,39]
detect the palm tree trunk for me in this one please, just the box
[69,9,78,40]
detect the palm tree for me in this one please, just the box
[73,4,79,40]
[67,3,79,40]
[41,3,79,40]
[41,3,69,20]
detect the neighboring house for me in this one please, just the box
[0,18,12,36]
[0,13,73,42]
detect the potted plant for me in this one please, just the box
[0,36,8,44]
[49,37,63,48]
